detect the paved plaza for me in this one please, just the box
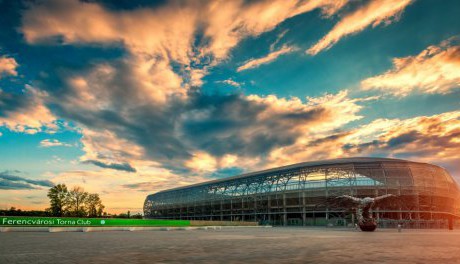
[1,227,460,263]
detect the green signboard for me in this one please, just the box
[1,217,190,227]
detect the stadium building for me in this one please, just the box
[144,158,460,227]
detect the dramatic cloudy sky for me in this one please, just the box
[1,0,459,213]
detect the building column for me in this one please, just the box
[220,199,224,221]
[254,195,257,223]
[267,195,271,224]
[241,197,244,222]
[302,191,306,226]
[283,193,287,226]
[230,199,233,222]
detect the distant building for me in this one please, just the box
[144,157,460,227]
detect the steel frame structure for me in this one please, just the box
[144,158,460,227]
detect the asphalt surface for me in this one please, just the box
[1,227,460,263]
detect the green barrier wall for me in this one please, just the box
[0,217,190,227]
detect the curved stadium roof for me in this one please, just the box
[156,157,439,193]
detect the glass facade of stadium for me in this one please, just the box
[144,158,460,227]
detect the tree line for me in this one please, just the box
[0,207,52,217]
[1,184,143,218]
[47,184,105,217]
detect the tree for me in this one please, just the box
[86,193,105,217]
[66,186,89,217]
[47,184,68,216]
[47,184,106,217]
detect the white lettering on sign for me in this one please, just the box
[0,217,95,226]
